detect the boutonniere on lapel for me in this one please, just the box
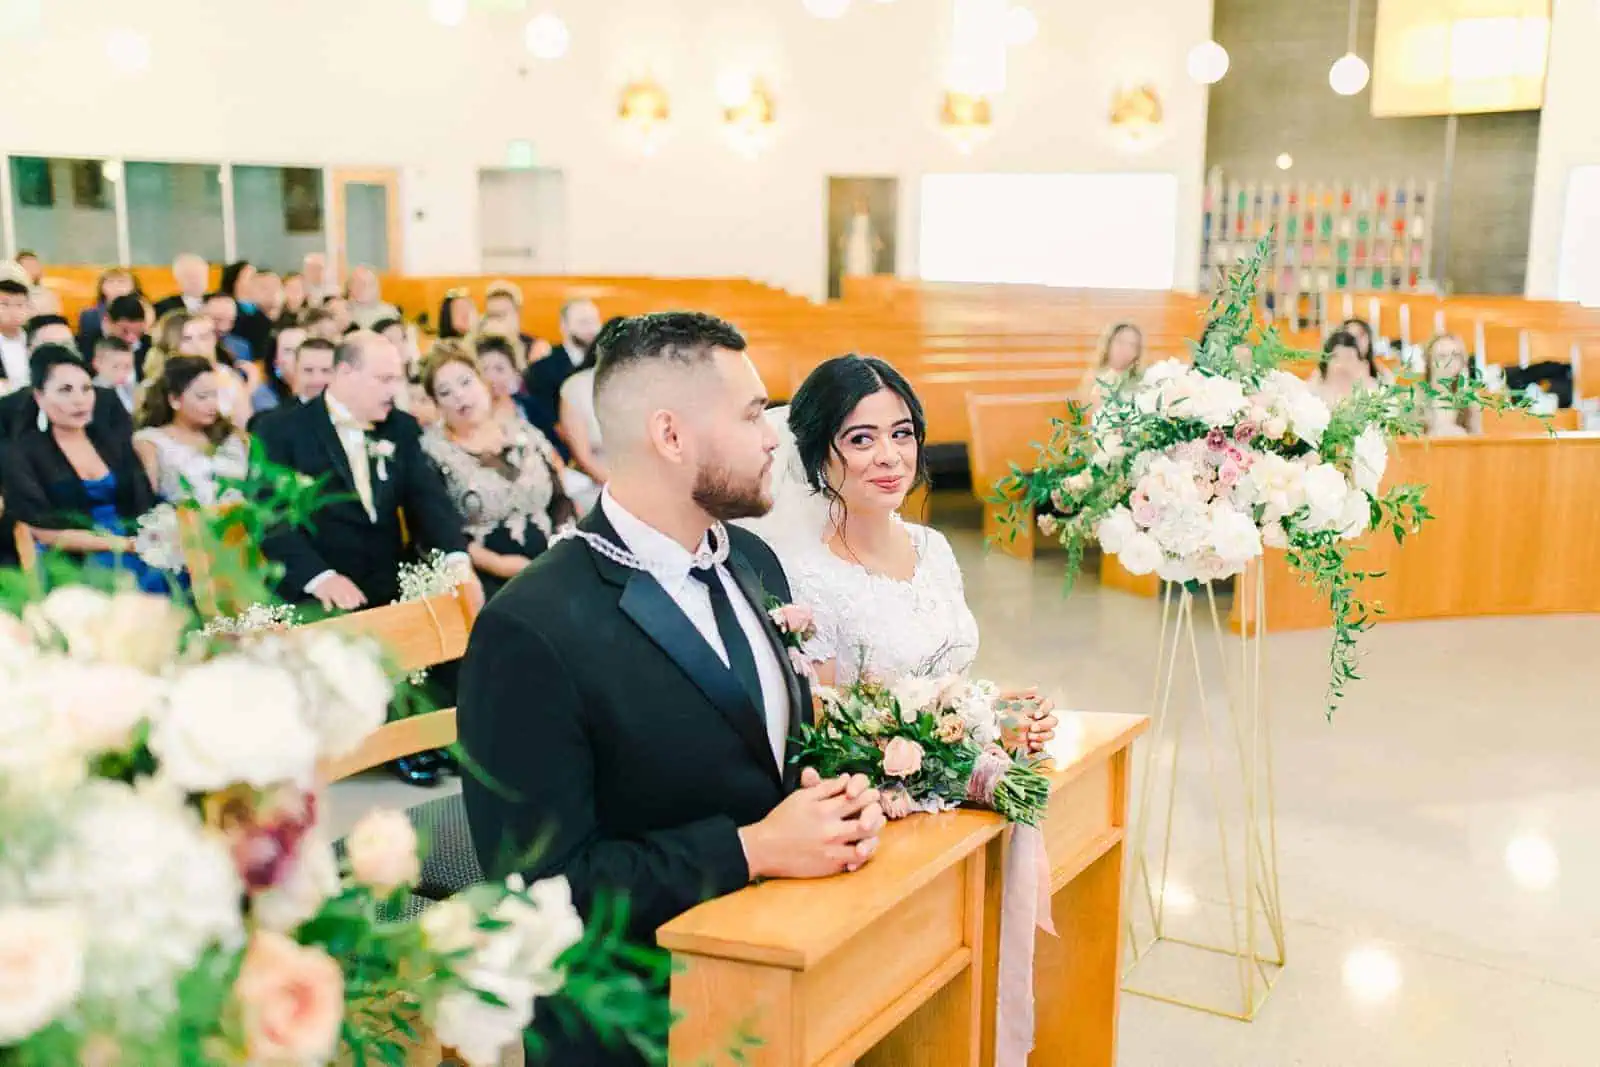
[366,438,396,481]
[765,595,819,681]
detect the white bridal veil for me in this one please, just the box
[735,406,831,552]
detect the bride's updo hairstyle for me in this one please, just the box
[789,354,929,522]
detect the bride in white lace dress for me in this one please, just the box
[744,354,1055,755]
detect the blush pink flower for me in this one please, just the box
[768,604,814,637]
[1218,458,1244,488]
[787,647,817,681]
[1233,421,1258,445]
[935,713,966,744]
[233,931,343,1066]
[881,737,925,778]
[880,787,915,820]
[1129,490,1158,527]
[1205,428,1228,451]
[345,809,420,896]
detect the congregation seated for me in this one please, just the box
[300,306,343,343]
[483,280,546,362]
[133,355,250,506]
[419,345,574,600]
[471,333,564,458]
[557,324,608,515]
[145,310,255,426]
[346,265,400,331]
[321,295,355,336]
[202,290,253,365]
[1075,321,1145,412]
[1340,316,1379,361]
[281,270,311,322]
[300,251,339,306]
[254,325,306,414]
[523,296,600,422]
[247,336,336,432]
[99,295,153,379]
[25,314,74,352]
[1,346,163,592]
[1424,333,1483,437]
[152,252,211,320]
[92,337,137,414]
[1311,329,1380,406]
[73,267,140,357]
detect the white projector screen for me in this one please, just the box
[918,172,1179,290]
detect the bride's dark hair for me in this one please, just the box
[788,354,929,525]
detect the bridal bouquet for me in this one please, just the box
[0,454,668,1066]
[999,238,1538,713]
[796,673,1051,826]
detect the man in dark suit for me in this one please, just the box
[152,253,210,320]
[256,330,483,785]
[521,296,601,420]
[459,313,884,1065]
[98,295,153,380]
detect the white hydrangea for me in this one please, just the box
[1118,531,1163,576]
[23,657,166,758]
[25,589,186,674]
[0,904,86,1044]
[1351,424,1389,495]
[1337,490,1373,541]
[1300,463,1353,532]
[0,671,88,800]
[287,631,391,760]
[1245,452,1307,523]
[151,658,320,792]
[1095,508,1138,553]
[1205,504,1264,573]
[1170,372,1248,428]
[29,781,242,1016]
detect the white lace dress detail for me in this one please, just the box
[783,520,980,685]
[132,428,249,506]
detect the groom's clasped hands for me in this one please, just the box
[738,768,888,881]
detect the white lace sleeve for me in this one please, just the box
[786,553,840,664]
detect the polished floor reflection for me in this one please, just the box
[329,496,1600,1066]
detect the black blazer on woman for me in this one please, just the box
[0,417,154,533]
[254,395,467,606]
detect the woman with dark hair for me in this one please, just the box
[133,355,250,505]
[1,345,164,591]
[1340,317,1377,360]
[1312,329,1379,406]
[220,259,273,361]
[738,354,1055,754]
[438,289,479,339]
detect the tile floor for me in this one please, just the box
[328,499,1600,1066]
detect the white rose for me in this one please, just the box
[1285,392,1331,446]
[434,971,536,1067]
[1173,374,1247,428]
[1206,505,1264,572]
[1337,490,1372,541]
[253,834,340,933]
[1140,358,1188,388]
[292,632,391,760]
[1300,464,1352,532]
[1262,520,1289,549]
[1247,453,1306,523]
[890,675,941,722]
[28,657,166,757]
[346,809,421,896]
[1095,507,1138,553]
[1092,430,1126,468]
[421,898,480,956]
[1352,425,1389,494]
[492,875,585,995]
[152,658,319,792]
[0,905,85,1043]
[1263,413,1289,440]
[0,674,87,799]
[1118,531,1163,576]
[26,589,185,673]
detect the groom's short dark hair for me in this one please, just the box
[592,312,746,402]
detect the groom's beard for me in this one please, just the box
[693,458,773,521]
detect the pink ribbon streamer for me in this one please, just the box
[995,823,1055,1067]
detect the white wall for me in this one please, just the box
[1525,0,1600,299]
[3,0,1214,300]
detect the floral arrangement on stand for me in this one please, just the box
[0,450,670,1066]
[998,238,1541,713]
[796,672,1051,826]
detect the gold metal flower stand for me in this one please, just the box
[1120,576,1285,1021]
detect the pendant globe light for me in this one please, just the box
[1329,0,1371,96]
[1186,39,1230,85]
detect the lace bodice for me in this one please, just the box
[783,521,980,685]
[421,423,563,545]
[132,428,249,505]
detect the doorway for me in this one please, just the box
[478,167,567,274]
[330,168,401,276]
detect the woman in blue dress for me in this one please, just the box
[0,345,166,593]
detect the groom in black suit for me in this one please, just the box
[458,312,885,1065]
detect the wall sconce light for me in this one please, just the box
[618,78,671,154]
[1108,83,1164,145]
[939,90,992,153]
[719,75,777,157]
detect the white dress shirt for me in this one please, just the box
[601,491,791,769]
[0,331,28,390]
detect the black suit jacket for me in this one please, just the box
[523,346,580,421]
[254,397,466,605]
[0,415,154,532]
[457,508,807,1065]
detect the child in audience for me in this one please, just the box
[92,336,137,413]
[1076,321,1144,412]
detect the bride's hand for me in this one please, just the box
[997,688,1058,757]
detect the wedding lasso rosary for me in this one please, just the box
[552,521,732,579]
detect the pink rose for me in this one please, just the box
[881,737,925,778]
[345,808,420,896]
[1131,499,1158,527]
[1218,458,1243,488]
[234,932,343,1065]
[1233,421,1258,445]
[935,713,966,744]
[768,604,814,636]
[1205,428,1228,451]
[881,787,915,820]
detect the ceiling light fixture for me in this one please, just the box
[1329,0,1371,96]
[525,13,570,59]
[1186,40,1230,85]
